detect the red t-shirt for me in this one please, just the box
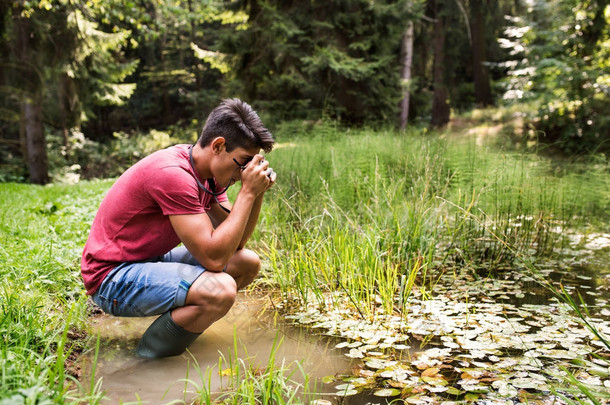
[81,144,228,295]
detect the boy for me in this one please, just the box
[81,98,276,358]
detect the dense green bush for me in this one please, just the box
[501,0,609,154]
[46,124,198,183]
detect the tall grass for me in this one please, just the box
[258,122,609,313]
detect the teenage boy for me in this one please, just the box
[81,98,276,358]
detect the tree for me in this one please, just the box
[430,0,451,128]
[1,1,137,183]
[469,0,493,106]
[223,0,411,124]
[501,0,610,153]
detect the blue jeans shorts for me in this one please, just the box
[91,246,207,317]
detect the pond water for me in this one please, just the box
[280,244,610,403]
[83,241,610,404]
[84,294,353,404]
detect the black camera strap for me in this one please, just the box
[189,145,232,214]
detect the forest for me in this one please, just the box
[1,0,608,183]
[1,0,610,404]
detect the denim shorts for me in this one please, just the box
[91,246,206,317]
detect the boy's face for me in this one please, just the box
[215,145,260,188]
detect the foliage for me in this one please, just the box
[46,123,198,183]
[500,0,610,154]
[220,0,417,124]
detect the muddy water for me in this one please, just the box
[85,293,352,404]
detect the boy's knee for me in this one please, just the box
[241,249,261,275]
[187,272,237,310]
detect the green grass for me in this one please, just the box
[183,332,313,404]
[258,121,608,311]
[0,180,112,403]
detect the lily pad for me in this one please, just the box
[334,383,356,391]
[335,389,358,397]
[373,388,401,397]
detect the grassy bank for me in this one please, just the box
[1,116,608,403]
[0,180,111,403]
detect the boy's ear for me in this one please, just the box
[210,137,226,154]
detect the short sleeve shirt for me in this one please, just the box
[80,144,227,295]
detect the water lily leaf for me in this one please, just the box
[368,351,385,356]
[366,359,396,370]
[421,376,448,386]
[335,389,358,397]
[421,367,440,377]
[426,385,448,393]
[540,349,577,359]
[373,388,400,397]
[379,366,412,382]
[405,395,427,404]
[334,383,356,391]
[358,369,376,378]
[310,400,333,405]
[460,383,489,393]
[445,386,463,395]
[335,341,350,349]
[388,379,407,388]
[321,375,335,384]
[493,380,519,397]
[510,378,547,389]
[345,377,369,387]
[464,393,480,401]
[345,348,364,358]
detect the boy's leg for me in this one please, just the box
[92,246,260,357]
[162,245,261,291]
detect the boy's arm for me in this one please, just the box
[169,190,256,271]
[170,155,270,270]
[238,193,264,249]
[207,194,262,249]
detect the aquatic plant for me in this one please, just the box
[183,331,313,404]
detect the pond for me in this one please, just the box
[83,294,353,404]
[283,242,610,403]
[82,239,610,404]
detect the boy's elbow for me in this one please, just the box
[199,251,230,272]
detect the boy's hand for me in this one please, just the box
[240,154,274,196]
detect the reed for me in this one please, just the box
[259,122,609,318]
[183,332,312,404]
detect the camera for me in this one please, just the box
[260,159,274,179]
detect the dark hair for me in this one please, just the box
[198,99,274,153]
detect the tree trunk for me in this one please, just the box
[400,20,415,130]
[14,11,49,184]
[471,0,492,106]
[58,72,71,150]
[431,9,450,128]
[19,101,28,165]
[23,96,49,184]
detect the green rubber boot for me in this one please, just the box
[135,311,201,358]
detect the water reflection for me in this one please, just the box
[85,294,352,404]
